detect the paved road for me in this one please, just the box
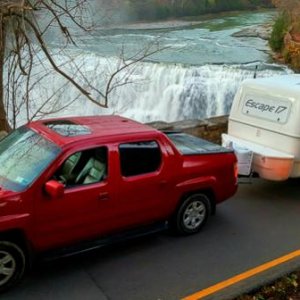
[4,178,300,300]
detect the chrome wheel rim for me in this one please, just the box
[0,251,16,285]
[183,200,206,230]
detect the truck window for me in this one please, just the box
[119,141,161,177]
[54,147,107,186]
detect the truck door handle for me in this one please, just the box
[98,192,109,201]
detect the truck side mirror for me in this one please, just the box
[45,180,64,198]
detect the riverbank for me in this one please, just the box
[124,0,273,22]
[232,18,300,72]
[103,9,275,31]
[232,23,272,41]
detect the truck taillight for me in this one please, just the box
[234,162,238,183]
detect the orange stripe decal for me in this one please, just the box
[182,250,300,300]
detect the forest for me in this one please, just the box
[125,0,274,20]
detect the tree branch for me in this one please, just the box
[13,12,107,107]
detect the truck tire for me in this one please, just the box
[173,193,210,235]
[0,241,26,292]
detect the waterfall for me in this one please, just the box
[6,50,292,126]
[105,62,291,122]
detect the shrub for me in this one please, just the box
[269,12,290,51]
[155,5,171,20]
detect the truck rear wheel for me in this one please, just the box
[0,241,26,292]
[173,194,210,235]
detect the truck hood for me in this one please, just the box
[0,188,21,203]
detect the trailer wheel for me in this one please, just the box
[0,241,26,292]
[173,194,210,235]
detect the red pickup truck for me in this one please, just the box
[0,116,237,291]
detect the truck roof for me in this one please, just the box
[28,115,157,147]
[242,74,300,99]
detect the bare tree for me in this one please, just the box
[0,0,165,131]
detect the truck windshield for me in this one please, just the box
[0,126,61,192]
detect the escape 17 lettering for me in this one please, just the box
[245,99,287,114]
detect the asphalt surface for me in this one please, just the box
[3,178,300,300]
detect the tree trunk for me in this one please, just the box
[0,13,10,132]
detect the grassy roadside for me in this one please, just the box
[233,271,300,300]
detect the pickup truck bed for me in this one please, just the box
[166,132,232,155]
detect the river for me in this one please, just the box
[10,10,293,124]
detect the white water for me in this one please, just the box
[8,51,291,126]
[4,11,293,126]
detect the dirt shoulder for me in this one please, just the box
[233,271,300,300]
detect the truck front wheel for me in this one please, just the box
[0,241,26,292]
[173,194,210,235]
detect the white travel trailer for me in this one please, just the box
[222,74,300,181]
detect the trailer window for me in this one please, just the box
[119,141,161,177]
